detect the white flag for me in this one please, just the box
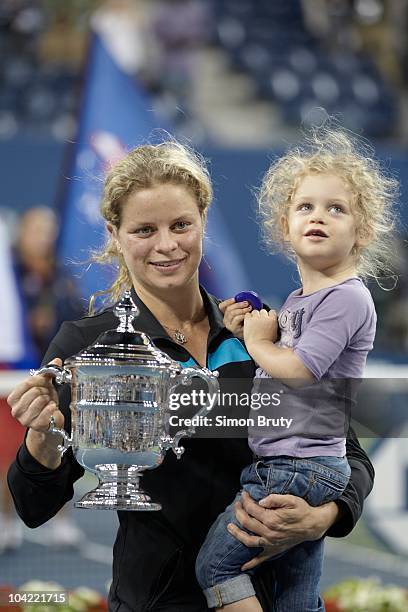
[0,218,24,362]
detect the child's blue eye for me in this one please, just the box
[298,203,311,211]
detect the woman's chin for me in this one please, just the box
[146,272,195,293]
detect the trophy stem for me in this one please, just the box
[75,464,161,511]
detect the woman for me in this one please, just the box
[7,141,374,611]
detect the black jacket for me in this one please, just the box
[8,287,374,611]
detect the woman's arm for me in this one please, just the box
[227,491,339,570]
[228,426,374,569]
[326,427,374,537]
[7,435,84,528]
[7,323,86,527]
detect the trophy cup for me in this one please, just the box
[32,292,219,511]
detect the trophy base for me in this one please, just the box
[75,464,162,511]
[75,482,162,511]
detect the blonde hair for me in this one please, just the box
[92,140,212,307]
[258,127,399,281]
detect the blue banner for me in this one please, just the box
[58,30,250,305]
[58,32,161,301]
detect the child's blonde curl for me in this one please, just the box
[258,128,399,281]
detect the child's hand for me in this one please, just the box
[219,298,252,339]
[244,309,278,349]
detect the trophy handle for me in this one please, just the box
[163,366,219,459]
[30,365,73,456]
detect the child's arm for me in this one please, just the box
[244,310,315,384]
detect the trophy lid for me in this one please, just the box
[65,291,173,367]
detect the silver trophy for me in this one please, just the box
[32,292,219,511]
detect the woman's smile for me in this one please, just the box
[150,256,188,273]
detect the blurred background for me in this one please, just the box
[0,0,407,607]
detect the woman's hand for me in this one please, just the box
[219,298,252,339]
[243,309,278,350]
[7,358,65,469]
[7,358,64,432]
[227,491,340,571]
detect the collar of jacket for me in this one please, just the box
[129,285,229,349]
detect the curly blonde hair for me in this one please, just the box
[258,127,399,281]
[92,140,212,306]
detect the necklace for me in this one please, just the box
[162,324,188,345]
[161,307,207,345]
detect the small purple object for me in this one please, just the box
[234,291,262,311]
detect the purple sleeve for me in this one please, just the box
[293,286,374,380]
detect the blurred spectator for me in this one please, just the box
[383,238,408,352]
[38,3,86,69]
[13,206,84,361]
[370,236,408,353]
[302,0,357,50]
[353,0,402,86]
[383,297,408,351]
[5,206,86,548]
[302,0,403,85]
[91,0,149,75]
[388,0,408,85]
[150,0,212,121]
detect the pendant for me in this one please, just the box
[174,329,187,344]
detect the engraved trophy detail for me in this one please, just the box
[31,292,219,511]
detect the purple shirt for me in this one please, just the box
[249,278,376,458]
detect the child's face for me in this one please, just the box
[282,173,359,273]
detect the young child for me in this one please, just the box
[195,128,398,611]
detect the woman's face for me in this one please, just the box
[110,183,204,294]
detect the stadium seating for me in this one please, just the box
[213,0,397,137]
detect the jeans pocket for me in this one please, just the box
[253,461,271,489]
[306,471,349,506]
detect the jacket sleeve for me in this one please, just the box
[7,322,86,528]
[327,426,375,537]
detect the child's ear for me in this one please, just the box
[355,225,373,247]
[280,214,290,241]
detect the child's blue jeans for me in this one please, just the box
[195,455,350,611]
